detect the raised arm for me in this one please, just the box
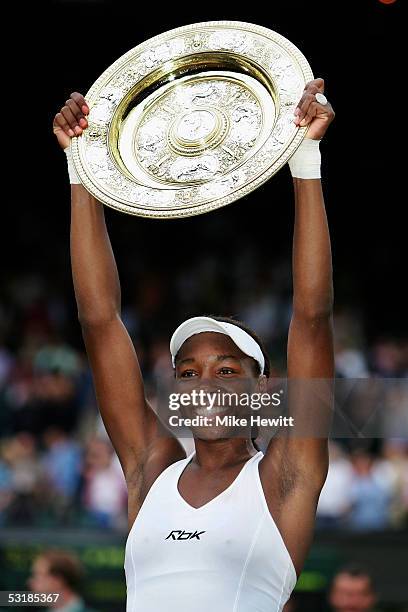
[261,79,335,575]
[53,93,185,489]
[285,78,335,478]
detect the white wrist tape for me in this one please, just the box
[288,138,321,179]
[64,145,81,185]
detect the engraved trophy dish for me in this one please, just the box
[71,21,314,218]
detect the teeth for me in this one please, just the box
[193,406,229,416]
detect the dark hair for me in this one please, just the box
[40,550,84,592]
[206,315,271,378]
[334,564,376,591]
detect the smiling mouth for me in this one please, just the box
[192,405,232,417]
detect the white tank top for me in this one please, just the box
[124,450,297,612]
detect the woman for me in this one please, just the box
[53,77,335,611]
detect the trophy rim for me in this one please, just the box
[71,20,313,219]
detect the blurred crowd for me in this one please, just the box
[19,548,383,612]
[0,265,407,531]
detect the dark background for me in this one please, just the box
[4,0,405,347]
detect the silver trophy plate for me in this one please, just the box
[71,21,313,218]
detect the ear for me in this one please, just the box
[257,374,267,392]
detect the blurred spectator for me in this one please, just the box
[317,442,353,529]
[0,452,13,525]
[336,348,369,379]
[380,440,408,527]
[370,339,407,378]
[149,336,175,383]
[41,427,82,522]
[34,340,81,379]
[4,340,83,436]
[34,369,80,433]
[328,565,378,612]
[348,450,392,531]
[240,288,281,346]
[82,437,127,529]
[29,549,95,611]
[381,382,408,439]
[0,432,43,525]
[334,310,369,378]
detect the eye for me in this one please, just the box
[218,367,237,375]
[180,370,198,378]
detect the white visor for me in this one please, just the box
[170,316,265,375]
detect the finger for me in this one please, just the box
[66,99,88,128]
[61,105,82,134]
[314,77,325,92]
[70,92,89,115]
[66,98,84,118]
[294,77,326,120]
[304,83,320,96]
[294,92,316,124]
[299,101,319,127]
[294,94,307,120]
[294,86,319,119]
[305,78,325,93]
[53,113,75,137]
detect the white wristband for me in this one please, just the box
[64,145,81,185]
[288,138,321,179]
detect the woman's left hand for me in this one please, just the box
[294,78,335,140]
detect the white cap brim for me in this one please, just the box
[169,316,265,375]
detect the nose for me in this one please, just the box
[198,382,215,392]
[195,379,224,393]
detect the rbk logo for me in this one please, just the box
[165,530,206,540]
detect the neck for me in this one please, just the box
[192,437,258,469]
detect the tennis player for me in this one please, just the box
[53,77,335,611]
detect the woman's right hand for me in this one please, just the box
[53,92,89,150]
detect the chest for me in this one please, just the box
[177,464,246,509]
[128,488,263,581]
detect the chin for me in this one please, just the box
[191,424,233,441]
